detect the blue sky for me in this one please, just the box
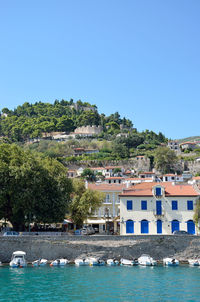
[0,0,200,139]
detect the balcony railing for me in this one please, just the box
[153,209,165,217]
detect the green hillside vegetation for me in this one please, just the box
[177,136,200,143]
[0,99,167,162]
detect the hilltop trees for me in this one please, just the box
[0,144,72,230]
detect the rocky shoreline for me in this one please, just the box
[0,235,200,263]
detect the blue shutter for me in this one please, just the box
[187,220,195,234]
[187,200,193,210]
[127,200,132,210]
[141,220,149,234]
[141,200,147,210]
[171,220,180,233]
[156,187,161,196]
[172,200,178,210]
[157,220,162,234]
[156,200,162,215]
[126,220,134,234]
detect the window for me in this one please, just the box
[187,200,193,210]
[126,220,134,234]
[155,187,161,196]
[172,200,178,210]
[141,220,149,234]
[127,200,132,210]
[141,200,147,210]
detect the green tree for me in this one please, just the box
[154,147,178,173]
[81,168,96,182]
[193,197,200,228]
[0,144,72,230]
[69,179,104,227]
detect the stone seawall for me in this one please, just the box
[1,235,200,263]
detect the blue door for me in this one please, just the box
[187,220,195,234]
[141,220,149,234]
[157,220,162,234]
[126,220,134,234]
[156,201,162,215]
[171,220,179,233]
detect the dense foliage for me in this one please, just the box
[0,143,72,230]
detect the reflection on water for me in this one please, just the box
[0,266,200,301]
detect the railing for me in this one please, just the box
[153,209,165,217]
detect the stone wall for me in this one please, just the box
[1,235,200,263]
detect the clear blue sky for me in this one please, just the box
[0,0,200,139]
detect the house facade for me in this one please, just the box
[86,183,126,233]
[120,182,199,235]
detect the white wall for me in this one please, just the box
[120,195,197,235]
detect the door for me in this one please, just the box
[126,220,134,234]
[141,220,149,234]
[156,200,162,215]
[171,220,179,233]
[157,220,162,234]
[187,220,195,234]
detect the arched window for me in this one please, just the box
[157,220,162,234]
[141,220,149,234]
[171,220,180,233]
[187,220,195,234]
[126,220,134,234]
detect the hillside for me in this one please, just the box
[177,136,200,144]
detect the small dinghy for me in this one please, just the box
[50,258,69,266]
[32,259,48,267]
[163,258,179,266]
[9,251,27,268]
[107,259,119,266]
[188,259,200,266]
[86,257,105,266]
[138,254,157,266]
[75,258,90,266]
[120,258,138,266]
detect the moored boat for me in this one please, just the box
[120,258,138,266]
[188,259,200,266]
[163,258,179,266]
[50,258,69,266]
[138,254,157,266]
[9,251,27,268]
[32,259,48,267]
[107,259,119,266]
[86,257,105,266]
[75,258,90,266]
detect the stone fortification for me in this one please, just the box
[0,235,200,263]
[74,126,103,135]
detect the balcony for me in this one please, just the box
[153,209,165,217]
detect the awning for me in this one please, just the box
[63,219,73,224]
[85,219,106,224]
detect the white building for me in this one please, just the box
[120,182,199,235]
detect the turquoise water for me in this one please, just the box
[0,265,200,301]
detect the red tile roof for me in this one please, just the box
[88,183,127,192]
[119,182,199,197]
[105,177,124,180]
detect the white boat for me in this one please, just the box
[50,258,69,266]
[188,259,200,266]
[86,257,105,266]
[138,254,157,266]
[163,257,179,266]
[107,259,119,266]
[9,251,27,268]
[120,258,137,266]
[32,259,48,267]
[75,258,90,266]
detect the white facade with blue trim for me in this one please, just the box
[119,182,200,235]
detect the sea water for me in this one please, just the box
[0,265,200,301]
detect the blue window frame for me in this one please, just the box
[156,200,162,215]
[187,200,193,210]
[141,220,149,234]
[157,220,162,234]
[155,187,161,196]
[141,200,147,210]
[127,200,133,210]
[126,220,134,234]
[172,200,178,210]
